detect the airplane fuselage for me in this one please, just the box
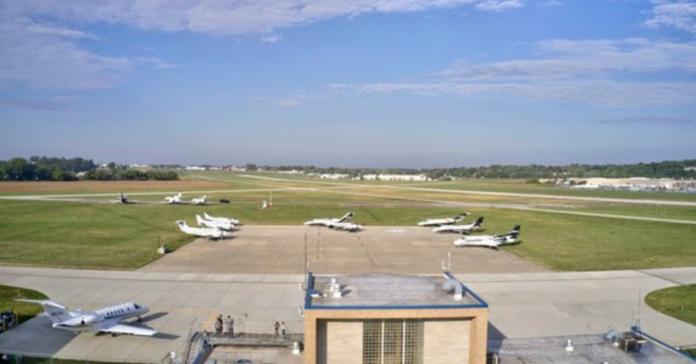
[53,303,149,332]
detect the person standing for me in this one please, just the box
[274,321,280,338]
[215,315,223,337]
[225,315,234,339]
[281,322,286,339]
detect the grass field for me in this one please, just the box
[1,196,696,271]
[1,172,695,272]
[0,285,48,325]
[646,284,696,356]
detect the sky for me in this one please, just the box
[0,0,695,168]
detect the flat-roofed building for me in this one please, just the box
[303,272,488,364]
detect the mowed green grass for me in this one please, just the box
[0,285,48,324]
[1,196,696,271]
[646,285,696,331]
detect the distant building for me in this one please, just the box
[361,174,430,181]
[185,166,206,171]
[303,272,488,364]
[685,166,696,171]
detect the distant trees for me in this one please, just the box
[0,157,178,181]
[253,159,696,180]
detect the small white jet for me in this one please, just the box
[164,192,182,204]
[453,225,521,249]
[17,299,156,337]
[191,195,207,206]
[176,220,231,239]
[204,212,240,226]
[196,214,235,231]
[304,212,354,228]
[329,221,363,232]
[417,213,470,227]
[433,217,484,234]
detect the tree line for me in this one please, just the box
[255,160,696,180]
[0,157,178,181]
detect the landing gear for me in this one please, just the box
[137,316,143,322]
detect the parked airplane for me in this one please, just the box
[433,217,484,234]
[304,212,354,228]
[16,299,156,337]
[204,212,239,225]
[176,220,231,239]
[191,195,207,206]
[116,192,130,204]
[453,225,521,249]
[164,193,182,204]
[330,221,363,232]
[417,213,470,227]
[196,214,235,231]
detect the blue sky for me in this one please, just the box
[1,0,695,167]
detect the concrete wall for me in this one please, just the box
[316,321,363,364]
[423,320,471,364]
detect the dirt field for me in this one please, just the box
[0,180,229,193]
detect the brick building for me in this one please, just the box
[303,272,489,364]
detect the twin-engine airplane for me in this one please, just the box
[417,213,470,227]
[17,299,156,337]
[191,195,207,206]
[176,220,232,239]
[304,212,354,228]
[204,212,239,225]
[453,225,521,249]
[433,217,484,234]
[196,214,235,231]
[164,193,182,204]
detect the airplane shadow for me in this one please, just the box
[487,323,507,353]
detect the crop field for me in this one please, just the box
[0,171,695,272]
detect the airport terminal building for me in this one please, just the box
[303,272,488,364]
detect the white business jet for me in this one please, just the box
[196,214,235,231]
[417,213,470,227]
[304,212,353,228]
[16,299,156,337]
[176,220,231,239]
[433,217,484,234]
[164,192,182,204]
[453,225,521,249]
[191,195,207,205]
[204,212,239,225]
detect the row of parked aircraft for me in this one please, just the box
[303,212,363,232]
[176,213,240,239]
[164,193,208,205]
[418,212,521,249]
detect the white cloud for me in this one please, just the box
[330,38,696,106]
[646,0,696,34]
[475,0,525,12]
[1,0,499,36]
[0,15,130,89]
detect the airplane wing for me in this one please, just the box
[98,320,157,336]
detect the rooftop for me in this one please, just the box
[305,272,486,309]
[490,333,695,364]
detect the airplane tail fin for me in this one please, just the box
[339,212,354,223]
[474,217,484,227]
[508,225,521,236]
[176,220,187,230]
[204,212,214,220]
[456,212,470,221]
[196,215,205,225]
[15,299,71,324]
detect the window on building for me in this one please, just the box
[363,320,423,364]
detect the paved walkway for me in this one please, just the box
[0,266,694,362]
